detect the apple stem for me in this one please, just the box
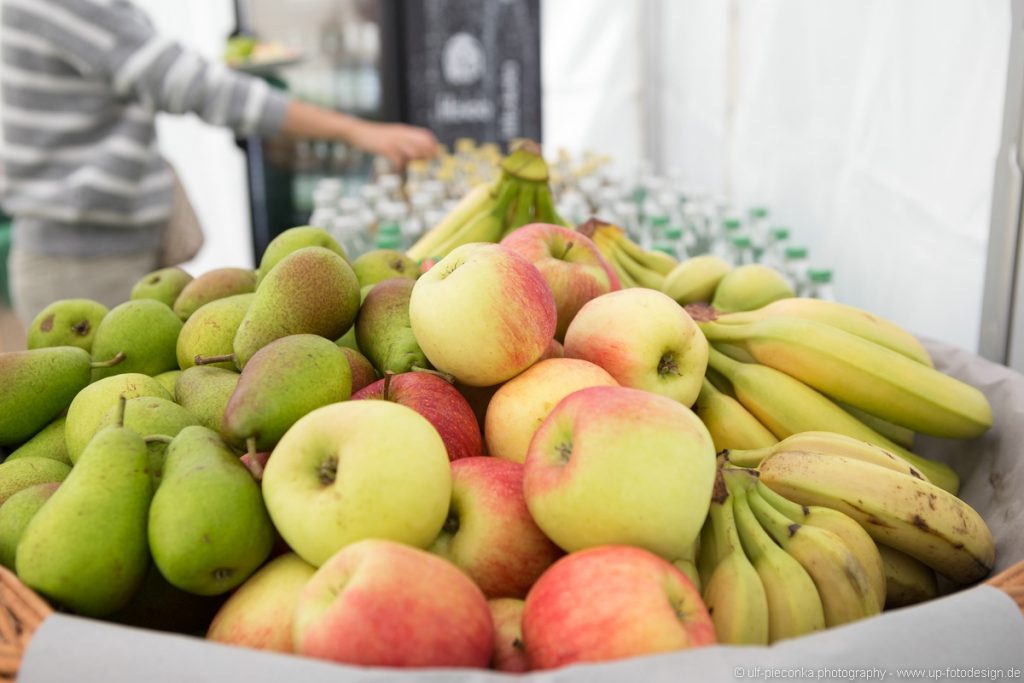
[115,393,127,428]
[383,371,394,401]
[247,437,257,458]
[561,241,574,259]
[194,353,235,366]
[91,351,126,369]
[410,366,456,385]
[142,434,174,445]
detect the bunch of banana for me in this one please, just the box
[577,219,678,290]
[687,295,996,494]
[406,141,566,261]
[703,346,959,493]
[757,440,995,585]
[660,258,795,313]
[700,461,890,644]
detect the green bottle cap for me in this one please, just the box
[770,226,790,240]
[784,246,808,259]
[378,221,401,236]
[731,236,752,248]
[665,227,683,239]
[651,215,670,227]
[808,268,832,283]
[723,218,742,231]
[749,206,769,219]
[652,244,677,257]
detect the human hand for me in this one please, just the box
[349,121,439,169]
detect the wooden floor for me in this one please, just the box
[0,303,25,352]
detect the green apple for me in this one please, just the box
[485,358,618,463]
[409,243,557,387]
[293,539,493,668]
[522,546,715,669]
[523,385,716,562]
[261,401,451,566]
[206,553,315,652]
[564,288,708,406]
[351,249,418,287]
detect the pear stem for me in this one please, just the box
[382,371,394,401]
[410,366,456,384]
[91,351,126,369]
[115,393,127,428]
[246,437,257,459]
[143,435,174,445]
[194,353,235,366]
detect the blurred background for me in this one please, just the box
[0,0,1020,367]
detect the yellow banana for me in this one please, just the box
[724,431,929,482]
[711,342,758,364]
[758,450,995,584]
[612,231,678,276]
[662,255,732,305]
[694,379,778,452]
[592,232,637,288]
[429,180,519,258]
[700,317,992,440]
[705,347,959,493]
[700,470,770,645]
[725,469,826,643]
[406,181,496,260]
[755,479,885,611]
[713,297,934,367]
[610,246,665,290]
[507,180,536,235]
[747,480,880,627]
[711,264,794,314]
[877,543,938,609]
[838,402,915,450]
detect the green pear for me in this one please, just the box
[65,373,171,464]
[351,249,419,287]
[233,247,360,368]
[173,268,257,320]
[0,457,70,504]
[355,278,428,374]
[256,226,347,286]
[148,426,274,595]
[90,299,183,380]
[97,396,201,483]
[0,347,94,446]
[154,369,181,396]
[17,420,152,617]
[110,563,227,634]
[26,298,109,352]
[177,293,253,371]
[223,334,351,452]
[175,366,239,434]
[6,416,71,466]
[711,264,795,313]
[0,482,60,569]
[341,347,378,393]
[131,267,194,307]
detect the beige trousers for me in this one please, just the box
[8,247,159,326]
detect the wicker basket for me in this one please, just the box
[0,561,1020,681]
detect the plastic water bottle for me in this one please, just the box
[376,202,406,250]
[730,235,756,266]
[807,269,835,300]
[748,206,770,255]
[760,226,790,268]
[330,214,363,260]
[713,218,744,261]
[783,246,811,295]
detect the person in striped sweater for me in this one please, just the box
[0,0,437,323]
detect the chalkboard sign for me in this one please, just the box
[388,0,542,148]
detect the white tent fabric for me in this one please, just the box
[543,0,1012,353]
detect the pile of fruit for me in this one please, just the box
[0,193,997,673]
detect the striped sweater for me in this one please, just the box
[0,0,290,256]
